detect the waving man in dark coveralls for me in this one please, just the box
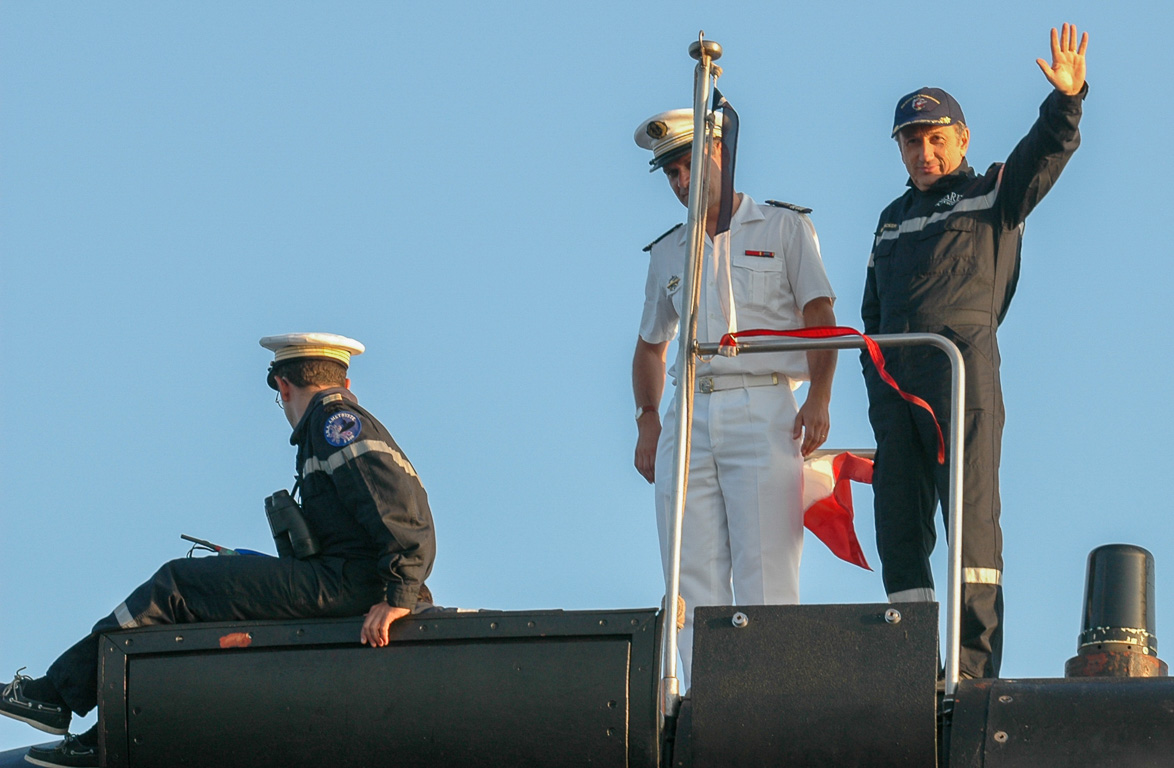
[1,333,436,768]
[862,24,1088,679]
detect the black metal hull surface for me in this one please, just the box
[947,676,1174,767]
[8,604,1174,767]
[98,608,659,768]
[682,602,939,766]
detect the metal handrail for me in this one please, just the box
[691,333,967,698]
[808,447,875,460]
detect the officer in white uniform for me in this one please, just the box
[632,109,837,687]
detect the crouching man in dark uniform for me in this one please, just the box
[2,332,436,767]
[862,24,1088,679]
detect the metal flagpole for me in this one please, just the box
[659,32,722,726]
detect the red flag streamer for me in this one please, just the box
[804,452,873,570]
[718,326,945,463]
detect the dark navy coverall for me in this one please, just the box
[47,388,435,715]
[862,87,1085,678]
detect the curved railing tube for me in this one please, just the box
[693,332,966,698]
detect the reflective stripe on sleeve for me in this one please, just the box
[302,439,420,482]
[964,567,1002,586]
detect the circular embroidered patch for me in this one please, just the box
[324,411,362,447]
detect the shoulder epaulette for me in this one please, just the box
[765,200,813,215]
[643,223,683,252]
[320,393,348,410]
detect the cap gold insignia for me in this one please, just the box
[646,121,668,140]
[910,95,939,112]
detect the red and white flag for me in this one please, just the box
[802,452,873,570]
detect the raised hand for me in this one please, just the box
[1037,23,1088,96]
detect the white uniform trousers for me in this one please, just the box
[654,381,805,690]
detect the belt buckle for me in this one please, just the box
[699,378,714,394]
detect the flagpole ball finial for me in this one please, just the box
[688,39,722,62]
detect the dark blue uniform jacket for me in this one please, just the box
[292,388,435,608]
[862,86,1085,409]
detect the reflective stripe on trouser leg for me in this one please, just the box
[889,587,936,602]
[46,555,385,716]
[655,383,803,690]
[113,602,136,628]
[964,567,1001,585]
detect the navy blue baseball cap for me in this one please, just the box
[892,87,966,137]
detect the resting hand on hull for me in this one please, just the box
[362,603,412,647]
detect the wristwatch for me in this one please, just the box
[636,405,658,421]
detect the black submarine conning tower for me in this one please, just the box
[1065,543,1168,678]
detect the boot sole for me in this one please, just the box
[25,751,97,768]
[0,708,69,736]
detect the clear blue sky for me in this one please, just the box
[3,1,1172,748]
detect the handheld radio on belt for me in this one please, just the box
[265,490,321,559]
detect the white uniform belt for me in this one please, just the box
[695,372,780,394]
